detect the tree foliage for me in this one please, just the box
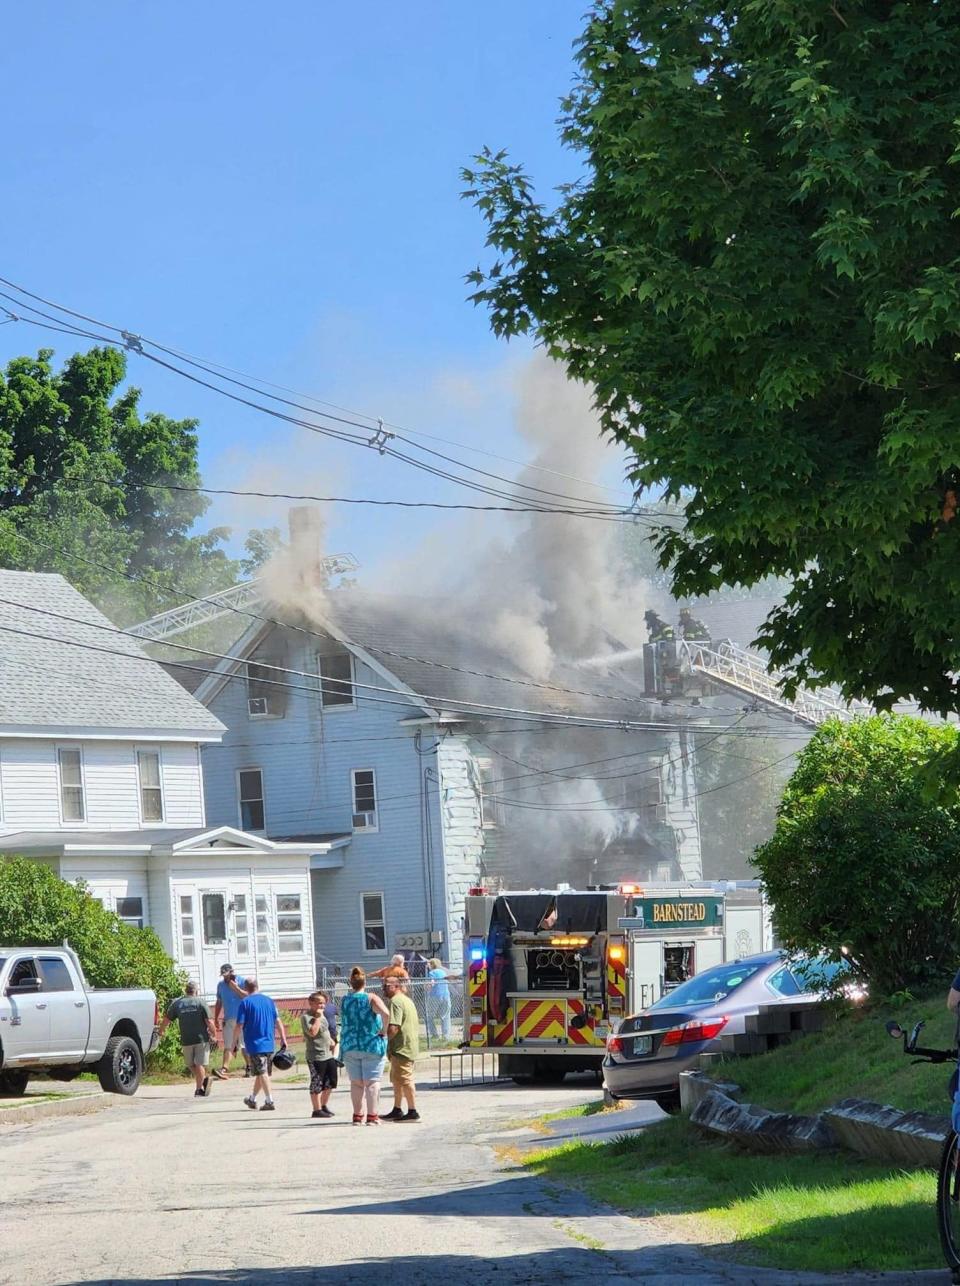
[464,3,960,714]
[0,346,242,622]
[753,716,960,995]
[0,858,184,1065]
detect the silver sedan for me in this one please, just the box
[602,950,845,1112]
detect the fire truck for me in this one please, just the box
[463,881,769,1080]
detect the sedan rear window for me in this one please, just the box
[648,960,767,1009]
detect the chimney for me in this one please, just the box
[288,506,324,586]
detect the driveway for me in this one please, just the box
[0,1073,942,1285]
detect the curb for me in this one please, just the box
[0,1092,115,1128]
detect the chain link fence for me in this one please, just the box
[316,965,465,1050]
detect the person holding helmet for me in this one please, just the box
[236,978,288,1112]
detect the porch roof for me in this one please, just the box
[0,824,346,867]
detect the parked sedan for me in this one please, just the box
[602,950,846,1112]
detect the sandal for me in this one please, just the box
[353,1113,365,1125]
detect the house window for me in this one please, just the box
[116,897,144,929]
[179,894,196,959]
[255,894,271,957]
[361,892,386,952]
[275,893,304,954]
[351,769,378,832]
[137,750,164,822]
[234,893,250,956]
[247,658,286,719]
[238,769,265,832]
[58,748,85,822]
[319,651,355,708]
[476,759,502,829]
[202,893,227,945]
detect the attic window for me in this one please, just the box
[247,657,286,719]
[319,651,355,708]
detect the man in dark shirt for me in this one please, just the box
[159,981,216,1098]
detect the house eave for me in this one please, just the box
[0,725,224,743]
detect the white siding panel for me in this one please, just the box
[60,856,150,921]
[436,736,484,969]
[85,743,139,828]
[161,743,205,826]
[0,739,61,830]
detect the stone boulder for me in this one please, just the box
[690,1087,838,1154]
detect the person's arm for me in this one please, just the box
[368,992,390,1022]
[213,994,223,1028]
[227,977,246,998]
[948,987,960,1013]
[203,1004,217,1041]
[158,1000,175,1038]
[306,1013,323,1037]
[275,1007,287,1047]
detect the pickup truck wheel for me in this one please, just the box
[0,1071,29,1096]
[97,1036,142,1095]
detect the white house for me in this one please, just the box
[0,571,340,998]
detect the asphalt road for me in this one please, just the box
[0,1073,945,1286]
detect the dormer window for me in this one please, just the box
[319,650,355,708]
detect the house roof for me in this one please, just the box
[0,571,225,738]
[194,588,663,725]
[0,824,344,864]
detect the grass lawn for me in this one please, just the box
[520,1115,940,1273]
[722,993,954,1118]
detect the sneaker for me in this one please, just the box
[202,1076,211,1097]
[243,1068,253,1078]
[194,1089,204,1098]
[381,1106,404,1122]
[366,1115,380,1126]
[319,1106,334,1118]
[244,1095,258,1110]
[212,1068,228,1081]
[311,1109,323,1119]
[401,1109,421,1122]
[260,1100,276,1111]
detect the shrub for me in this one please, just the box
[0,858,184,1067]
[753,715,960,995]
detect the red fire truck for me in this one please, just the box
[463,882,767,1080]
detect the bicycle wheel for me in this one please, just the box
[936,1129,960,1280]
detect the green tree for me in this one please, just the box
[464,3,960,715]
[0,858,184,1066]
[0,346,240,622]
[752,716,960,995]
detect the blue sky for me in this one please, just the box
[1,2,633,577]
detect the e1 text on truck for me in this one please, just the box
[0,946,159,1096]
[463,882,768,1081]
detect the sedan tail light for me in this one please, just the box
[661,1017,728,1046]
[606,1034,624,1054]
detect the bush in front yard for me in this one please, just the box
[753,715,960,995]
[0,857,184,1067]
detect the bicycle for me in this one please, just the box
[887,1017,960,1282]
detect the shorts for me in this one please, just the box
[248,1052,274,1076]
[308,1057,339,1094]
[183,1042,209,1068]
[389,1054,416,1090]
[222,1018,244,1053]
[342,1050,386,1082]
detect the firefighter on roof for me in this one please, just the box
[678,608,710,640]
[644,609,674,641]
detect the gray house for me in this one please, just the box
[168,588,710,972]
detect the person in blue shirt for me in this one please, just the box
[236,978,288,1112]
[213,963,248,1081]
[426,957,455,1040]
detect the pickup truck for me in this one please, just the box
[0,946,158,1097]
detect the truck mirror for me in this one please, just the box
[6,977,42,996]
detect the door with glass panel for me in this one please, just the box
[198,889,230,994]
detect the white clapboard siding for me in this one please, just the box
[160,744,205,826]
[59,856,150,922]
[0,740,61,830]
[436,736,484,969]
[84,742,140,828]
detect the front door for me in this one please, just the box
[1,956,52,1062]
[199,889,231,996]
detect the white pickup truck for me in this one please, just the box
[0,946,158,1096]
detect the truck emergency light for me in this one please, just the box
[608,944,626,962]
[618,881,643,896]
[549,935,590,947]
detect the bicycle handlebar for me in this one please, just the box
[886,1018,957,1064]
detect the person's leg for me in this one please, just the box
[441,998,451,1040]
[309,1061,321,1113]
[319,1059,337,1111]
[190,1047,204,1093]
[261,1069,273,1103]
[364,1055,383,1122]
[350,1078,365,1119]
[390,1056,402,1112]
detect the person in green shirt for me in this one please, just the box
[159,980,216,1098]
[381,975,420,1122]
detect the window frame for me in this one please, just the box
[56,745,87,825]
[360,890,386,955]
[475,757,503,830]
[115,895,145,929]
[318,650,357,711]
[178,893,196,960]
[236,767,266,833]
[351,768,379,834]
[135,747,165,824]
[274,891,304,955]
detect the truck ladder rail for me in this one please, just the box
[680,639,869,727]
[127,554,360,641]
